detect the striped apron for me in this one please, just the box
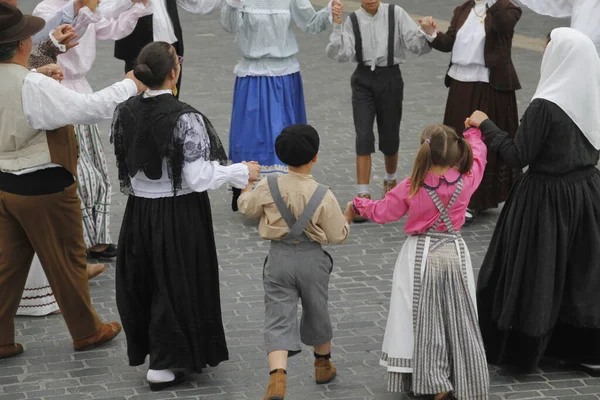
[380,178,490,398]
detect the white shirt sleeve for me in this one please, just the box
[176,0,224,14]
[177,113,250,191]
[515,0,573,18]
[326,18,356,63]
[22,73,138,131]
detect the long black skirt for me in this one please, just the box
[444,79,522,211]
[116,192,229,372]
[477,167,600,371]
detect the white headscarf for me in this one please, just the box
[532,27,600,149]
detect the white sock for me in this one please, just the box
[357,184,370,195]
[147,369,175,383]
[384,173,397,182]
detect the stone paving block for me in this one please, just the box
[5,1,599,399]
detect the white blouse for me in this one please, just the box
[100,0,224,44]
[448,0,495,83]
[124,90,250,198]
[516,0,600,54]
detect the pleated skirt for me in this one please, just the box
[116,192,229,372]
[477,167,600,370]
[381,234,489,399]
[444,79,522,211]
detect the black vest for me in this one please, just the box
[114,0,184,62]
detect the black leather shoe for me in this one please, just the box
[148,372,186,392]
[232,188,242,212]
[88,244,117,259]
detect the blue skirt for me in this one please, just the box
[228,72,307,174]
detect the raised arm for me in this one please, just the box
[23,73,138,131]
[353,178,411,224]
[177,0,225,14]
[487,0,522,34]
[397,7,432,56]
[238,178,268,218]
[479,99,552,169]
[429,5,460,53]
[317,190,350,244]
[32,0,78,44]
[291,0,332,34]
[84,3,152,40]
[178,113,250,192]
[220,0,242,33]
[462,128,488,195]
[515,0,573,18]
[325,16,356,63]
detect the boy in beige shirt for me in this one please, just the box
[238,124,353,400]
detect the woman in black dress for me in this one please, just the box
[111,42,261,391]
[467,27,600,371]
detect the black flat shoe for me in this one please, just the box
[148,372,186,392]
[232,187,242,212]
[465,209,478,225]
[88,244,117,259]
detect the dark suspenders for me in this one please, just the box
[387,4,395,67]
[350,4,396,68]
[349,12,363,65]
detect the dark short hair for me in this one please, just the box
[133,42,177,89]
[0,41,19,62]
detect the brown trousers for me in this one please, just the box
[0,183,102,346]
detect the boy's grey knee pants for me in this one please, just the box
[263,240,334,356]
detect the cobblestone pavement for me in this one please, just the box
[2,1,598,399]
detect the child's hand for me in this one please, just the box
[344,201,355,223]
[243,161,261,182]
[466,111,489,128]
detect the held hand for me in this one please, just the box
[131,0,149,6]
[467,110,490,128]
[344,201,355,223]
[53,25,79,51]
[331,1,343,24]
[243,161,261,182]
[125,70,146,94]
[418,16,437,36]
[37,64,64,81]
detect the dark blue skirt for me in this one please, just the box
[228,72,307,174]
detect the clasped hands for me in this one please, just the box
[331,0,343,25]
[417,16,438,36]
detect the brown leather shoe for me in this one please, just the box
[353,193,371,223]
[314,358,337,384]
[73,322,121,351]
[263,369,286,400]
[383,179,397,197]
[87,263,106,280]
[0,343,23,359]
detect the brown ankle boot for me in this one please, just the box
[314,358,337,384]
[263,369,286,400]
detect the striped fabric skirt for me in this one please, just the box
[380,234,489,398]
[75,123,112,248]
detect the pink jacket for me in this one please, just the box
[354,128,487,234]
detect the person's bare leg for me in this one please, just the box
[314,342,331,356]
[268,350,289,370]
[356,155,372,187]
[384,152,398,175]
